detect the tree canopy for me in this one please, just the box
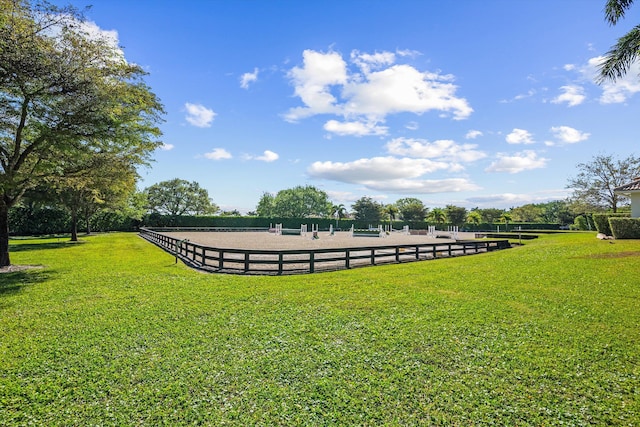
[145,179,218,216]
[395,197,428,221]
[0,0,164,265]
[567,153,640,212]
[351,196,383,222]
[255,185,330,218]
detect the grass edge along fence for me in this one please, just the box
[139,227,511,275]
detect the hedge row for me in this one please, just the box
[609,218,640,239]
[592,213,630,236]
[8,208,565,236]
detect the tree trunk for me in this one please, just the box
[0,202,10,267]
[70,209,78,242]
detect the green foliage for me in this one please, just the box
[593,212,630,235]
[395,198,428,221]
[271,185,331,218]
[599,0,640,82]
[609,217,640,238]
[445,205,467,226]
[0,0,164,265]
[2,233,640,424]
[8,206,70,235]
[145,178,218,216]
[573,215,590,231]
[351,196,383,222]
[567,153,640,212]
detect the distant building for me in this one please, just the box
[614,177,640,218]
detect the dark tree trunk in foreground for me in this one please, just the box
[0,202,11,267]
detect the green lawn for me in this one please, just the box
[1,232,639,425]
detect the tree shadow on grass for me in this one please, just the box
[0,267,53,301]
[9,240,85,253]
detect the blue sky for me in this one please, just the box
[61,0,640,213]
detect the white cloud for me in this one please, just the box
[465,130,483,139]
[308,157,451,182]
[466,189,570,207]
[255,150,279,162]
[563,64,576,71]
[284,49,472,129]
[363,178,481,194]
[185,103,216,127]
[341,64,472,120]
[284,50,348,121]
[306,156,479,194]
[549,126,590,144]
[580,56,640,104]
[323,119,388,136]
[160,143,174,151]
[240,68,259,89]
[405,121,419,130]
[505,128,534,144]
[552,85,586,107]
[385,137,486,163]
[485,150,548,173]
[203,148,232,160]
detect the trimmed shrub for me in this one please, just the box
[593,213,630,236]
[609,217,640,239]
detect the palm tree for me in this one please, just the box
[599,0,640,82]
[466,211,482,230]
[500,212,513,232]
[331,204,347,229]
[382,204,399,230]
[429,208,446,227]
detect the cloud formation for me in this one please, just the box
[385,138,486,164]
[285,49,472,136]
[549,126,590,145]
[204,148,232,160]
[185,103,216,127]
[240,68,259,89]
[552,85,585,107]
[506,128,534,144]
[255,150,279,162]
[160,143,174,151]
[485,150,548,173]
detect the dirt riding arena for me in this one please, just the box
[142,228,507,275]
[161,229,477,250]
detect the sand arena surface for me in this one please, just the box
[161,230,478,251]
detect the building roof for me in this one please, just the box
[614,177,640,194]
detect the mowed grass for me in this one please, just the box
[0,233,639,426]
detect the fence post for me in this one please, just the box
[278,253,283,275]
[219,250,224,270]
[345,249,350,269]
[244,252,250,273]
[309,252,315,273]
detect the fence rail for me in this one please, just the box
[139,228,511,275]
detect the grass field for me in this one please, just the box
[1,232,639,425]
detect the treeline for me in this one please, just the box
[7,205,565,236]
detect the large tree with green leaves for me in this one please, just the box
[599,0,640,82]
[444,205,467,227]
[395,197,428,221]
[270,185,331,218]
[567,153,640,212]
[145,179,218,216]
[0,0,164,266]
[351,196,383,222]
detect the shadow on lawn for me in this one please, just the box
[9,240,85,253]
[0,268,53,299]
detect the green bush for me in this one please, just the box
[609,217,640,239]
[573,215,589,231]
[593,213,630,236]
[9,206,70,235]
